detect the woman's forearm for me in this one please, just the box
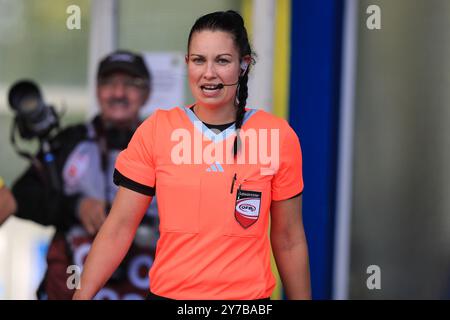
[271,236,311,300]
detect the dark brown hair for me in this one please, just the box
[188,10,254,157]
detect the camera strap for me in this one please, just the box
[92,117,115,210]
[10,119,46,181]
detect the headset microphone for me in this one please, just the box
[216,81,239,89]
[210,61,249,90]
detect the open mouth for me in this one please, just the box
[200,84,222,91]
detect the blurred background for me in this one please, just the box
[0,0,449,299]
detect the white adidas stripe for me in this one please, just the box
[205,162,224,172]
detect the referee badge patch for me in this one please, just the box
[235,189,261,228]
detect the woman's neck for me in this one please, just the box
[193,103,236,125]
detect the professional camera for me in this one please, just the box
[8,80,60,140]
[8,79,62,190]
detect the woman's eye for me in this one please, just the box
[192,58,204,64]
[217,59,230,65]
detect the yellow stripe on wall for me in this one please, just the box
[241,0,253,41]
[273,0,291,120]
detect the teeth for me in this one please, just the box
[202,85,219,90]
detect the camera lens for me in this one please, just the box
[8,80,59,139]
[8,80,42,113]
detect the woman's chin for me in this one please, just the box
[196,96,235,109]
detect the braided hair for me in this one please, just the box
[187,10,254,157]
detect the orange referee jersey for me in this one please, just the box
[114,106,303,300]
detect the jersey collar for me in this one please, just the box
[182,105,258,143]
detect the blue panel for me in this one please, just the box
[289,0,344,299]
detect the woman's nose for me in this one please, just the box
[203,62,217,79]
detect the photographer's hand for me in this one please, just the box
[78,197,107,235]
[0,178,17,225]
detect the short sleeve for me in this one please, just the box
[271,123,304,201]
[114,114,156,196]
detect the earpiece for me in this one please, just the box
[240,61,249,75]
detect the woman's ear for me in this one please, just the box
[240,56,251,75]
[185,55,189,64]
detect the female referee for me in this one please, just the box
[73,10,311,300]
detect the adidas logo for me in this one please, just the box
[206,161,224,172]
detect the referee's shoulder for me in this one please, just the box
[249,108,292,130]
[140,106,184,123]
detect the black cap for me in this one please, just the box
[97,50,150,81]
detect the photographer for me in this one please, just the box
[9,50,158,300]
